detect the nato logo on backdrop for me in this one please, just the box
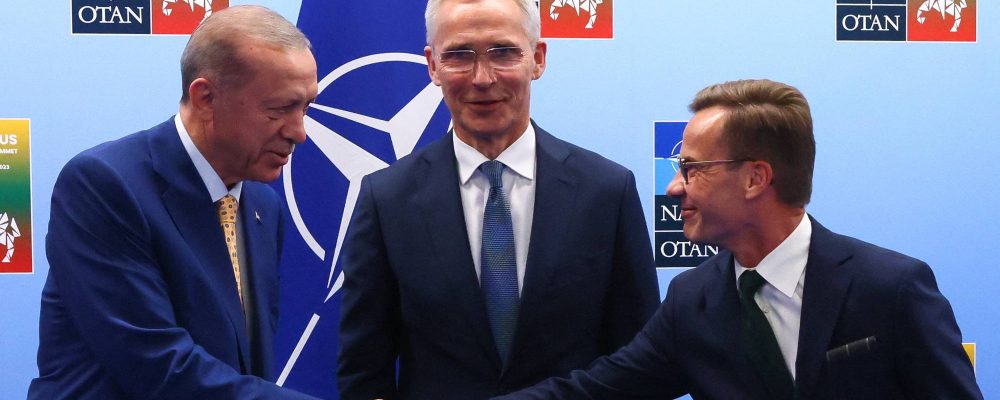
[268,3,452,396]
[72,0,229,35]
[654,121,719,269]
[836,0,976,42]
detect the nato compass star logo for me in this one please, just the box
[275,52,450,384]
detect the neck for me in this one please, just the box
[454,121,529,160]
[729,207,806,268]
[178,104,239,189]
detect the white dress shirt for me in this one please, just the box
[175,114,253,327]
[453,125,536,294]
[735,215,812,379]
[175,114,243,202]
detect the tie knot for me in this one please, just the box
[480,160,506,189]
[217,194,238,224]
[739,270,767,300]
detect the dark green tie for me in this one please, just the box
[739,270,795,400]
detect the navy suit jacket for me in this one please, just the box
[498,217,982,399]
[337,123,660,399]
[29,119,318,399]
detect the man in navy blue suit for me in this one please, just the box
[29,6,320,399]
[336,0,659,399]
[496,79,983,399]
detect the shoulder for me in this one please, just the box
[57,123,169,193]
[535,126,636,201]
[51,120,187,227]
[60,119,175,178]
[363,133,452,192]
[812,220,933,288]
[666,251,731,295]
[539,127,631,178]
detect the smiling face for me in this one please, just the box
[666,106,751,248]
[425,0,546,148]
[206,43,318,186]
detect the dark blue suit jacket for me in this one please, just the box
[29,119,318,399]
[337,123,660,399]
[497,217,982,399]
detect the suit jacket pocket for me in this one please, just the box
[825,336,894,399]
[548,248,610,290]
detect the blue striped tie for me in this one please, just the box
[480,160,519,361]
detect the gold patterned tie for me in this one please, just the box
[216,194,243,307]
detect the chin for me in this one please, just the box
[682,227,710,246]
[250,170,282,184]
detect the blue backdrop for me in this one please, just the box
[1,1,996,398]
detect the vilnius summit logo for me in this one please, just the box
[836,0,976,42]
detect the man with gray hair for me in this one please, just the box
[29,6,320,399]
[336,0,659,399]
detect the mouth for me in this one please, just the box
[680,206,696,220]
[269,150,293,164]
[466,98,503,110]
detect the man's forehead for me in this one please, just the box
[682,108,728,155]
[431,0,528,45]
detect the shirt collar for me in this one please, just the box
[453,123,536,184]
[174,114,242,203]
[735,215,812,298]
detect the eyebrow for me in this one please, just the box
[441,40,518,52]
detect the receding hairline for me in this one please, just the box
[424,0,541,46]
[180,5,311,102]
[189,5,312,53]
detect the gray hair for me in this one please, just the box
[425,0,541,46]
[180,5,311,102]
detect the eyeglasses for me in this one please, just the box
[665,155,754,184]
[436,46,526,73]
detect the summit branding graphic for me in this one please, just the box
[72,0,229,35]
[541,0,614,39]
[0,119,32,274]
[836,0,976,42]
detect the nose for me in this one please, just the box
[666,171,686,198]
[284,108,309,145]
[471,59,496,87]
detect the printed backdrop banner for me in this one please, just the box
[271,1,451,397]
[0,119,31,274]
[653,121,718,269]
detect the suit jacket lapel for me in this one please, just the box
[795,216,853,398]
[240,185,278,378]
[149,121,252,373]
[701,253,770,399]
[519,123,577,295]
[412,135,503,369]
[505,123,578,376]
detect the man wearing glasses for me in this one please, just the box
[336,0,659,399]
[495,79,982,399]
